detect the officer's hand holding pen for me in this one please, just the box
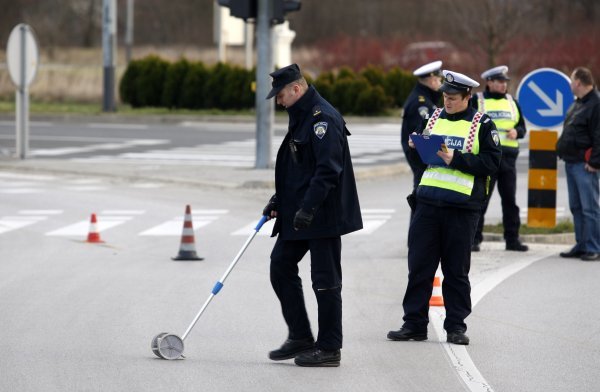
[437,148,454,166]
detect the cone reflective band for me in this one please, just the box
[527,130,557,228]
[86,213,104,243]
[429,270,444,307]
[172,205,203,261]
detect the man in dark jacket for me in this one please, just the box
[401,60,443,189]
[263,64,363,367]
[557,67,600,261]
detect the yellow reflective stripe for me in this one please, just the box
[421,169,474,195]
[483,96,519,148]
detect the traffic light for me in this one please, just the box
[217,0,257,21]
[271,0,301,25]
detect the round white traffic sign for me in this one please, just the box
[6,23,39,88]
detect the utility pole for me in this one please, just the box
[125,0,134,64]
[255,0,274,169]
[102,0,116,112]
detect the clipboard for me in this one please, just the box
[409,134,447,166]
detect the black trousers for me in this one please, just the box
[402,203,479,332]
[270,236,342,350]
[474,153,521,244]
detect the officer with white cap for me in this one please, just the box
[388,70,501,346]
[401,60,443,190]
[471,65,528,252]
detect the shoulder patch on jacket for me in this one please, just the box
[313,122,328,139]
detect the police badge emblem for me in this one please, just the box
[418,106,430,120]
[314,121,328,139]
[491,130,500,146]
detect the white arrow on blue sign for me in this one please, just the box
[516,68,575,128]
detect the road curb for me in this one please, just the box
[483,232,574,245]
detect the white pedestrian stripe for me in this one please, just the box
[46,215,133,236]
[231,218,275,236]
[30,139,168,157]
[0,210,64,234]
[19,210,63,215]
[139,209,228,236]
[0,216,48,234]
[351,209,395,235]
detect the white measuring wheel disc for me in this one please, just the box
[157,333,184,360]
[151,332,170,359]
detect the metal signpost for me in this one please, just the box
[516,68,575,227]
[6,23,39,159]
[102,0,117,112]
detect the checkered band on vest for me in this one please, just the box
[426,108,443,134]
[465,112,483,153]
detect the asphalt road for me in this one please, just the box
[1,163,597,392]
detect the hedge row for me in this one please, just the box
[119,56,417,115]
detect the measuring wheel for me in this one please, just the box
[151,332,184,360]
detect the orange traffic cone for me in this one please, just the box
[172,205,204,261]
[429,269,444,307]
[86,213,104,243]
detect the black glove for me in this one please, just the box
[262,194,278,218]
[293,209,314,231]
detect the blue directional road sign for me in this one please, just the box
[516,68,574,128]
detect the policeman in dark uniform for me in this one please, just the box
[388,70,501,345]
[471,65,528,252]
[263,64,363,367]
[401,60,443,189]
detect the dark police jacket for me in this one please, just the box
[557,89,600,169]
[401,82,442,153]
[415,106,502,211]
[271,86,363,240]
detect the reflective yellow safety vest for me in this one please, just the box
[476,92,519,149]
[418,108,483,204]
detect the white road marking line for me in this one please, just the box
[231,218,275,236]
[19,210,63,215]
[0,188,43,194]
[130,183,163,189]
[101,210,146,215]
[0,216,48,234]
[0,121,52,127]
[0,172,56,181]
[350,219,388,235]
[139,218,214,236]
[61,185,108,192]
[30,139,168,157]
[429,246,559,392]
[139,210,227,236]
[45,216,132,236]
[87,123,148,130]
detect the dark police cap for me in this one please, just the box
[440,70,479,94]
[266,63,303,99]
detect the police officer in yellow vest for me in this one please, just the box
[471,66,528,252]
[387,70,501,345]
